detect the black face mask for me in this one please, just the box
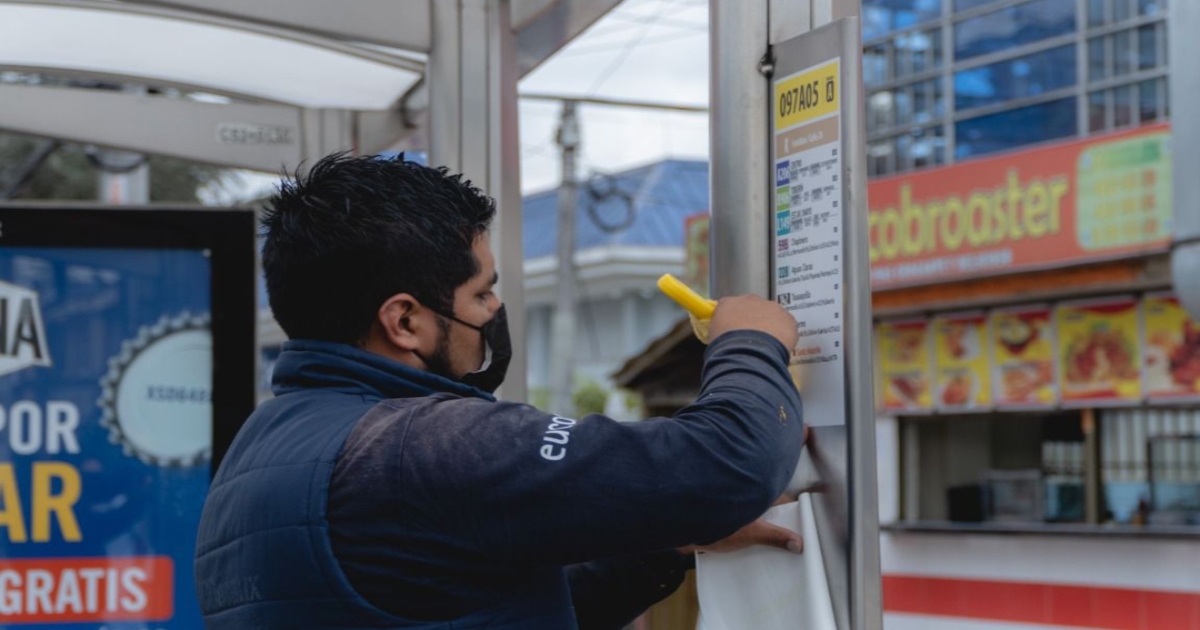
[429,304,512,394]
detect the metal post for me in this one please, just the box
[85,86,149,205]
[709,0,770,298]
[550,101,579,415]
[1083,408,1100,524]
[711,2,882,629]
[838,15,884,630]
[300,108,356,167]
[96,154,150,205]
[429,0,528,402]
[429,0,463,171]
[1170,1,1200,320]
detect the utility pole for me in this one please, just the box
[525,93,704,416]
[95,148,150,204]
[96,86,150,205]
[550,100,580,416]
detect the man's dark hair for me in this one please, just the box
[261,153,496,345]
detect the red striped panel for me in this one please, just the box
[883,575,1200,630]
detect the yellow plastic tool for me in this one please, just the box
[657,274,716,319]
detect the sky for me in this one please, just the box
[517,0,710,194]
[202,0,711,203]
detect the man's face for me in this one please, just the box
[426,236,500,379]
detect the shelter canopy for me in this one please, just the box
[0,0,620,170]
[0,1,424,110]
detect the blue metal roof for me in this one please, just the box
[522,158,708,260]
[376,150,428,165]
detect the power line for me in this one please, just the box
[555,30,703,57]
[582,11,706,39]
[521,142,559,159]
[519,105,562,116]
[520,93,707,113]
[586,0,692,96]
[604,11,708,32]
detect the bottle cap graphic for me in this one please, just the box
[98,313,212,468]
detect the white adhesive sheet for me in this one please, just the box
[695,494,837,630]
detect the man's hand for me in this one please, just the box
[708,294,798,350]
[690,518,803,555]
[679,492,805,556]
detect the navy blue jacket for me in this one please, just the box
[195,330,804,629]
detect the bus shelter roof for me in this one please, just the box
[0,1,427,109]
[0,0,620,161]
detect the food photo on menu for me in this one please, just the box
[1056,299,1141,403]
[877,320,933,411]
[991,307,1057,407]
[933,314,989,410]
[1143,293,1200,401]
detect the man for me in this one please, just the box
[195,154,806,629]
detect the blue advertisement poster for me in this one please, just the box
[0,247,211,629]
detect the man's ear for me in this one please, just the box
[376,293,424,351]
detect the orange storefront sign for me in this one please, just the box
[868,123,1171,290]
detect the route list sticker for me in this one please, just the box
[773,58,846,427]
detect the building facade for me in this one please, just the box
[863,2,1199,629]
[863,0,1167,177]
[615,3,1196,628]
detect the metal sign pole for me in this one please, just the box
[709,1,881,628]
[770,18,881,630]
[709,0,771,299]
[1169,1,1200,321]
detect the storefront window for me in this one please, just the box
[1163,77,1170,117]
[1114,29,1134,75]
[864,44,889,87]
[1140,78,1161,123]
[1115,0,1134,22]
[1088,36,1107,81]
[1087,23,1166,83]
[1139,0,1167,17]
[868,140,894,176]
[955,0,1077,61]
[868,90,894,134]
[1088,0,1107,27]
[954,97,1077,160]
[1114,83,1133,127]
[893,29,941,78]
[863,0,942,42]
[868,125,945,176]
[955,0,1001,11]
[1088,0,1153,26]
[1089,79,1165,132]
[954,44,1076,111]
[895,88,913,126]
[904,413,1085,524]
[869,79,944,136]
[1138,23,1160,70]
[1089,89,1108,131]
[1149,436,1200,525]
[910,126,945,169]
[1101,409,1200,526]
[903,410,1200,528]
[915,81,943,126]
